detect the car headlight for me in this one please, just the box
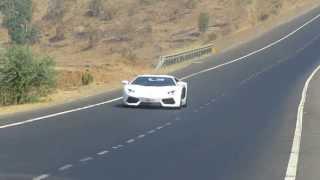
[168,90,176,95]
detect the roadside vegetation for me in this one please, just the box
[0,0,39,44]
[81,70,94,86]
[0,0,56,106]
[0,46,56,106]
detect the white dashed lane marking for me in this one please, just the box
[79,157,93,162]
[58,164,73,171]
[112,145,124,149]
[126,139,135,144]
[33,174,50,180]
[156,126,163,130]
[165,122,172,126]
[137,134,146,139]
[97,150,109,156]
[147,129,156,134]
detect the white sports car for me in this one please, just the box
[122,75,188,108]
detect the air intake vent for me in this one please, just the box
[127,97,139,103]
[162,98,175,104]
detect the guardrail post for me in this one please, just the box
[156,56,164,70]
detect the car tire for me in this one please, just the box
[181,88,187,108]
[182,98,187,107]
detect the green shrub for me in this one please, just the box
[26,25,41,44]
[198,12,210,33]
[0,46,56,105]
[81,70,94,86]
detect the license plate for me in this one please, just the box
[143,98,157,103]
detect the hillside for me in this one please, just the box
[0,0,319,90]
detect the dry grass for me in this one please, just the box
[26,0,320,88]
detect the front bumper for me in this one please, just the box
[123,95,180,108]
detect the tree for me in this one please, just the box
[1,0,39,44]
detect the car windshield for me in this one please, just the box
[132,77,176,86]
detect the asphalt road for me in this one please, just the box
[1,5,320,180]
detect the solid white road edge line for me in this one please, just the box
[0,97,122,129]
[284,64,320,180]
[1,12,320,130]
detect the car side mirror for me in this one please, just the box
[122,80,129,85]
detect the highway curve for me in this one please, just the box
[1,5,320,180]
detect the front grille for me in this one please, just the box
[127,97,139,103]
[162,98,175,104]
[140,102,161,106]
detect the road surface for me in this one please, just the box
[1,5,320,180]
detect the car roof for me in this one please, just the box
[137,75,175,79]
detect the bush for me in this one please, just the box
[81,70,94,86]
[26,25,41,44]
[198,12,210,33]
[0,46,56,105]
[46,0,65,22]
[87,0,103,17]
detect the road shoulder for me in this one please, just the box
[297,61,320,180]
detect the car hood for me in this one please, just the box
[125,85,178,98]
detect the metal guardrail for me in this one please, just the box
[156,44,215,69]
